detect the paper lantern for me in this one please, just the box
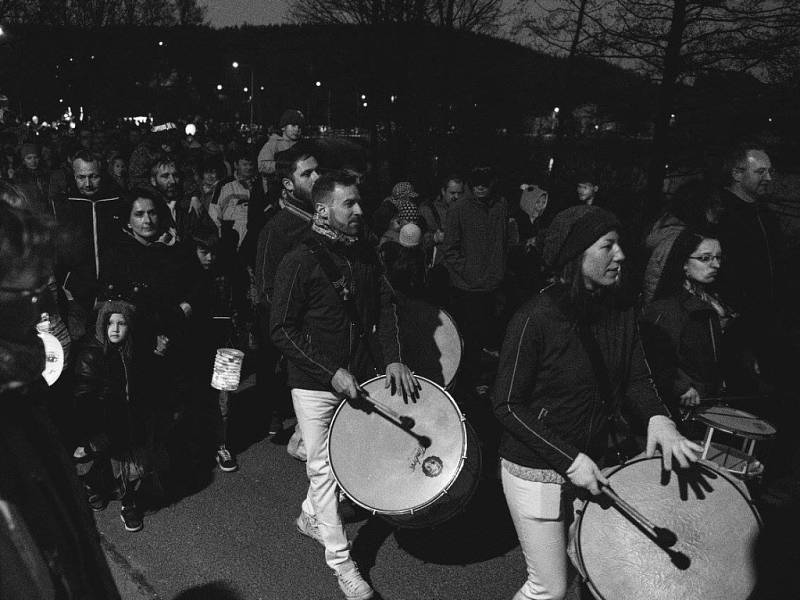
[211,348,244,391]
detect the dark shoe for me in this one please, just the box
[120,504,143,532]
[216,446,239,472]
[268,414,284,436]
[87,490,108,512]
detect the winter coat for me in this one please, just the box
[492,283,669,474]
[640,289,724,413]
[270,232,402,391]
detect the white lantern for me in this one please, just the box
[211,348,244,391]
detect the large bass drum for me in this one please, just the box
[572,456,761,600]
[328,375,481,528]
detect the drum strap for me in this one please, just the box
[303,236,383,370]
[577,322,634,464]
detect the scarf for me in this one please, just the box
[684,280,736,331]
[311,212,359,246]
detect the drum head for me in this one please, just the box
[39,331,64,386]
[328,376,467,514]
[691,405,776,439]
[575,457,760,600]
[397,297,462,389]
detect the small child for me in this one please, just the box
[73,300,148,532]
[187,227,247,472]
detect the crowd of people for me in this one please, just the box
[0,105,797,600]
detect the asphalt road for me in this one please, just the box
[92,374,800,600]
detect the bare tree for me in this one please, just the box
[290,0,504,33]
[3,0,206,26]
[515,0,800,208]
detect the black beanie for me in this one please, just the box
[543,205,621,270]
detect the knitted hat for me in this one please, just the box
[279,109,305,128]
[543,205,620,270]
[392,198,420,225]
[398,223,422,248]
[391,181,419,202]
[20,142,38,158]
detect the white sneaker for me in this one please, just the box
[336,563,374,600]
[296,511,324,546]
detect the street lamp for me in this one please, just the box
[232,60,255,133]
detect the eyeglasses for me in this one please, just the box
[689,255,723,264]
[0,281,50,303]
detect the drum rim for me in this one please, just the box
[327,374,469,516]
[690,405,777,439]
[573,456,762,600]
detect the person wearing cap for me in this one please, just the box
[492,205,701,600]
[442,165,509,381]
[257,108,305,178]
[575,170,600,206]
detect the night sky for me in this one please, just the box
[206,0,290,27]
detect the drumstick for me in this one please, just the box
[600,483,678,548]
[354,389,418,431]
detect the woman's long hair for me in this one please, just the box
[95,300,135,363]
[651,230,710,301]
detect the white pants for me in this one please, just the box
[291,388,350,571]
[501,464,568,600]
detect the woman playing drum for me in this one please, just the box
[491,206,702,600]
[640,231,744,417]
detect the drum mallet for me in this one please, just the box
[352,390,432,448]
[600,483,678,548]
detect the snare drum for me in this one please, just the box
[397,297,462,390]
[328,375,481,528]
[573,456,761,600]
[690,405,776,478]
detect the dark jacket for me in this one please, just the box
[443,194,508,292]
[270,232,403,391]
[254,200,313,308]
[100,231,196,343]
[492,284,669,474]
[73,338,143,452]
[640,290,725,412]
[56,180,124,306]
[0,381,121,599]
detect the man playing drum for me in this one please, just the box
[270,171,419,600]
[492,205,702,600]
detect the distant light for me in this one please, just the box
[260,86,265,91]
[670,113,676,119]
[768,117,773,123]
[360,94,366,100]
[232,61,239,69]
[553,106,560,113]
[362,102,368,108]
[594,124,599,130]
[158,41,164,47]
[315,81,322,87]
[390,95,397,103]
[69,57,74,62]
[0,25,4,36]
[185,123,197,136]
[59,98,64,103]
[216,84,223,91]
[69,121,76,129]
[90,55,95,60]
[32,115,39,125]
[243,87,248,93]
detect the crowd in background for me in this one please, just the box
[0,107,798,539]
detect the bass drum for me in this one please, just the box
[397,296,462,390]
[328,375,481,529]
[572,456,761,600]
